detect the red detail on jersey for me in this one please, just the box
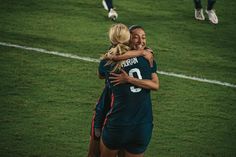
[103,93,114,127]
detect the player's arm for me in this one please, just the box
[110,69,159,91]
[111,49,152,61]
[97,70,105,79]
[105,49,154,67]
[97,60,107,79]
[126,72,159,91]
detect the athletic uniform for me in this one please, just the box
[102,56,157,154]
[194,0,216,10]
[103,0,113,11]
[90,60,112,140]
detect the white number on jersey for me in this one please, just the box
[128,68,142,93]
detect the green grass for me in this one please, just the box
[0,0,236,156]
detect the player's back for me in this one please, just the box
[105,56,154,127]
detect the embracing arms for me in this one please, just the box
[99,48,160,91]
[110,69,159,91]
[105,49,154,67]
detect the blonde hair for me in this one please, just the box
[109,23,130,45]
[102,23,131,72]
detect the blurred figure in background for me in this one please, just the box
[102,0,118,20]
[194,0,218,24]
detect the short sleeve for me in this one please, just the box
[151,60,157,73]
[98,60,107,77]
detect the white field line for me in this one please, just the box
[1,41,236,88]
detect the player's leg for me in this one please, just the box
[117,150,125,157]
[87,136,100,157]
[102,0,118,20]
[87,112,102,157]
[102,0,113,11]
[193,0,202,9]
[193,0,205,20]
[205,0,218,24]
[207,0,216,10]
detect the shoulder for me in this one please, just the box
[99,59,107,66]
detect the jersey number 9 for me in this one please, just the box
[128,68,142,93]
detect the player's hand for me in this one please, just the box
[109,69,129,86]
[144,49,154,67]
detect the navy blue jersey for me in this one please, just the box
[92,60,112,129]
[98,59,107,78]
[151,61,157,73]
[93,84,112,128]
[104,56,157,127]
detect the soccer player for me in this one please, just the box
[100,24,159,157]
[88,52,154,157]
[87,81,112,157]
[102,0,118,20]
[194,0,218,24]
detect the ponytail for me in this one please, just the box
[101,23,130,72]
[101,43,130,72]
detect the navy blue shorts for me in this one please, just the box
[102,123,153,154]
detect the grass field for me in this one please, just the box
[0,0,236,156]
